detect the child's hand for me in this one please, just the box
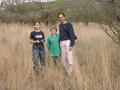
[40,40,45,43]
[36,40,40,44]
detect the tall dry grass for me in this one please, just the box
[0,23,120,90]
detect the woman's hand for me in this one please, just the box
[69,46,73,51]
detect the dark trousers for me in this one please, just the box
[32,45,45,77]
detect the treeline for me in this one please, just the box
[0,0,102,24]
[0,2,57,24]
[0,0,120,45]
[0,0,119,25]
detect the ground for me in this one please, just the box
[0,23,120,90]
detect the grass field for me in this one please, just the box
[0,23,120,90]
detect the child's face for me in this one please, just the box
[34,22,40,30]
[51,29,57,35]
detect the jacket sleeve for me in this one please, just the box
[67,23,75,47]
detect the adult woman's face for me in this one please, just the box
[58,14,66,23]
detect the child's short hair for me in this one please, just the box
[50,26,57,32]
[34,20,41,25]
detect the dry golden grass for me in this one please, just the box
[0,23,120,90]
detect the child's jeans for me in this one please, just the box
[32,45,45,77]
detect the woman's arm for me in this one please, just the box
[67,23,75,47]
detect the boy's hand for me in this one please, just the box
[36,40,40,44]
[40,40,45,43]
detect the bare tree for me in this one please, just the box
[0,0,8,8]
[100,0,120,45]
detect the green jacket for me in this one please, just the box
[47,34,61,57]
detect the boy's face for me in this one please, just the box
[34,23,40,30]
[58,14,66,23]
[51,29,57,35]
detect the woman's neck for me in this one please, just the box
[62,20,67,24]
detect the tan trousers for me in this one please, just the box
[60,40,73,74]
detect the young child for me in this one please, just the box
[47,26,61,65]
[29,21,45,77]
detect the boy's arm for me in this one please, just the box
[40,32,45,43]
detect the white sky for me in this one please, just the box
[25,0,55,2]
[0,0,55,3]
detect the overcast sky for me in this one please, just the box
[0,0,55,3]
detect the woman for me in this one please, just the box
[57,12,77,75]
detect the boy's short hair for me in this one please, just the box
[34,20,41,25]
[50,26,57,31]
[57,12,66,18]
